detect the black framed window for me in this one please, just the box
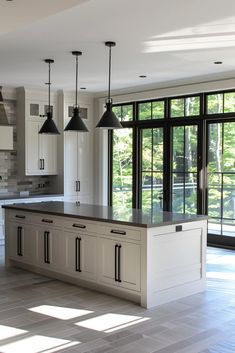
[109,88,235,248]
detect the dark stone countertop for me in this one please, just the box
[0,194,63,201]
[2,201,208,228]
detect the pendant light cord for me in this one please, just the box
[48,61,51,115]
[75,54,78,107]
[108,44,112,102]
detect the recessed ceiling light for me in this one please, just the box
[214,61,223,64]
[80,87,86,90]
[139,75,147,78]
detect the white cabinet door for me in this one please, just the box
[98,237,140,291]
[64,132,78,197]
[119,242,141,292]
[26,121,57,176]
[36,227,65,271]
[98,238,117,285]
[65,231,97,280]
[41,134,57,175]
[26,121,40,175]
[8,222,36,265]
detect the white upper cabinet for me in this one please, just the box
[17,88,58,176]
[63,95,93,204]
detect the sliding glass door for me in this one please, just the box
[140,127,164,211]
[207,121,235,246]
[171,125,198,214]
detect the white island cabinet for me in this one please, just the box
[4,202,207,308]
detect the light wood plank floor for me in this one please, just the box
[0,246,235,353]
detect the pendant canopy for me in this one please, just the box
[64,51,88,132]
[39,59,60,134]
[96,42,122,129]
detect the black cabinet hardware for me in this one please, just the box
[114,244,118,281]
[176,225,182,232]
[44,231,50,264]
[42,159,45,170]
[75,237,82,272]
[73,223,86,229]
[118,244,122,282]
[15,215,26,219]
[42,219,53,224]
[111,229,126,235]
[17,226,23,256]
[75,180,81,192]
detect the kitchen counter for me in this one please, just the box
[4,202,207,308]
[3,201,207,228]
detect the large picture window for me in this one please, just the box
[109,90,235,248]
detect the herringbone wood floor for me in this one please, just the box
[0,246,235,353]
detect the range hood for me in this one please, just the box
[0,87,13,150]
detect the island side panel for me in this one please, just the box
[146,220,207,308]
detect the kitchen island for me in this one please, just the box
[3,202,207,308]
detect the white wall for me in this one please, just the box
[94,77,235,206]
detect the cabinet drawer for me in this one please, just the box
[36,214,63,228]
[63,218,96,234]
[100,224,141,241]
[9,210,29,222]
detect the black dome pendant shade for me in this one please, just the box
[64,51,88,132]
[96,41,122,129]
[39,59,60,134]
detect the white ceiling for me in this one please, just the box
[0,0,235,94]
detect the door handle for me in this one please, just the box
[118,244,122,283]
[75,181,80,192]
[15,215,26,219]
[75,237,81,272]
[73,223,86,229]
[39,159,42,170]
[17,226,23,256]
[114,244,118,281]
[42,159,45,170]
[44,231,50,264]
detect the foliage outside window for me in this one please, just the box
[112,128,133,208]
[207,92,235,114]
[112,104,133,122]
[170,96,200,118]
[138,101,164,120]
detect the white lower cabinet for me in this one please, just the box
[64,231,97,281]
[98,237,141,292]
[36,226,66,272]
[8,221,36,265]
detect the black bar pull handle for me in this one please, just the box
[75,237,81,272]
[15,215,26,219]
[39,159,42,170]
[44,231,50,264]
[42,219,53,224]
[42,159,45,170]
[44,231,47,263]
[46,231,50,264]
[114,244,119,281]
[111,229,126,235]
[73,223,86,229]
[77,181,80,192]
[118,244,122,282]
[17,226,23,256]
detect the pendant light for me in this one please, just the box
[64,51,88,132]
[96,41,122,129]
[39,59,60,134]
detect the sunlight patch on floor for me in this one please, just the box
[29,305,93,320]
[75,313,150,333]
[0,335,80,353]
[0,325,27,340]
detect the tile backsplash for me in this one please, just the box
[0,99,53,196]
